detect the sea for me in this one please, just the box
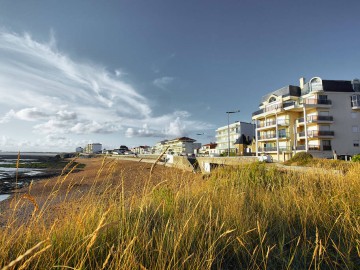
[0,152,60,201]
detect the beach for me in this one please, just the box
[0,157,197,226]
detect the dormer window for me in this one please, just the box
[269,96,276,103]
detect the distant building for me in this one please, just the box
[153,137,201,155]
[131,145,151,155]
[75,147,83,153]
[84,143,102,154]
[198,143,217,156]
[215,122,255,155]
[252,76,360,161]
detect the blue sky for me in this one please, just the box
[0,0,360,151]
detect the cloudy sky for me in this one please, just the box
[0,0,360,152]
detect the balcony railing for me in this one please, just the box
[309,130,335,137]
[303,99,332,105]
[296,145,332,151]
[307,115,333,122]
[257,119,289,128]
[258,134,277,140]
[296,145,306,150]
[298,130,334,137]
[258,146,291,152]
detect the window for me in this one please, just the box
[318,95,328,100]
[352,126,359,133]
[354,140,359,147]
[269,96,276,103]
[351,112,358,119]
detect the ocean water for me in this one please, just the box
[0,194,10,202]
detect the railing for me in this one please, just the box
[278,132,290,139]
[298,130,334,137]
[258,134,277,140]
[303,99,332,105]
[252,109,264,116]
[296,145,332,151]
[258,146,291,152]
[257,119,289,128]
[296,145,306,150]
[283,101,296,108]
[258,119,277,127]
[308,130,335,137]
[307,115,333,122]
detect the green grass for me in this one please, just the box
[0,159,359,269]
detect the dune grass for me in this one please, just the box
[0,159,359,269]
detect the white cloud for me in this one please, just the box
[153,76,174,89]
[0,30,212,150]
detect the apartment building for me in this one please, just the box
[252,77,360,161]
[84,143,102,154]
[152,137,201,155]
[215,121,255,155]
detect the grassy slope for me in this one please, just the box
[0,159,359,269]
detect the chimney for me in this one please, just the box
[299,77,306,89]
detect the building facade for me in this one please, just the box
[252,77,360,161]
[84,143,102,154]
[152,137,201,155]
[215,121,255,155]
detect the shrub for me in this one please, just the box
[352,154,360,162]
[284,152,313,165]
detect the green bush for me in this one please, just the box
[284,152,313,166]
[352,154,360,162]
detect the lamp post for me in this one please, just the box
[226,110,240,157]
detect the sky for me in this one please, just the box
[0,0,360,152]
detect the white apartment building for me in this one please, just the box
[153,137,201,156]
[252,77,360,161]
[84,143,102,154]
[215,121,255,154]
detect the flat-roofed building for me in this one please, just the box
[84,143,102,154]
[252,77,360,161]
[215,122,255,155]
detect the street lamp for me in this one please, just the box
[226,110,240,157]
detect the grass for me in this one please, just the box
[0,158,359,269]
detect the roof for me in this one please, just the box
[322,80,354,92]
[234,134,251,145]
[170,137,196,142]
[261,85,301,103]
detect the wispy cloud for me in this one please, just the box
[153,76,174,89]
[0,30,210,149]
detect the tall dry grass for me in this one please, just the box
[0,159,359,269]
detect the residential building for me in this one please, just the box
[153,137,201,155]
[131,145,151,155]
[215,122,255,155]
[252,77,360,161]
[84,143,102,154]
[198,142,217,156]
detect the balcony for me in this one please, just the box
[308,130,334,138]
[296,145,332,151]
[307,115,333,123]
[351,95,360,110]
[258,133,277,140]
[257,119,290,129]
[297,130,334,139]
[258,132,290,141]
[302,99,332,108]
[258,146,291,153]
